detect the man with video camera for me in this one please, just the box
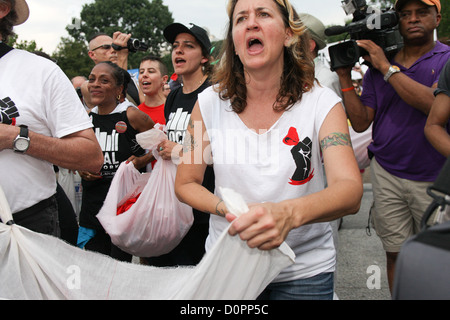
[85,31,145,107]
[335,0,449,294]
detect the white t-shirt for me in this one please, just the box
[0,49,93,213]
[198,84,342,282]
[314,57,343,100]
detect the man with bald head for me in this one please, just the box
[84,32,143,106]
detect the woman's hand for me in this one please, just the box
[158,140,182,161]
[127,154,152,171]
[226,202,295,251]
[78,170,102,181]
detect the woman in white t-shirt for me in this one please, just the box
[175,0,363,300]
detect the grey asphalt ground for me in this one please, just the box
[334,169,392,300]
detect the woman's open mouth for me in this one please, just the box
[247,37,264,54]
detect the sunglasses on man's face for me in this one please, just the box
[91,44,113,51]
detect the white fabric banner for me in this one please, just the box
[0,186,295,300]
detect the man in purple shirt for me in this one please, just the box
[335,0,449,294]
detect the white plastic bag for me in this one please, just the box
[135,124,167,151]
[97,161,193,258]
[0,185,295,300]
[349,124,373,170]
[57,168,82,216]
[97,128,193,257]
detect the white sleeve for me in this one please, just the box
[314,86,343,132]
[43,66,93,138]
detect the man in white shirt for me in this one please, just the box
[300,13,342,97]
[0,0,103,236]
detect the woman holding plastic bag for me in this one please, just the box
[97,126,194,258]
[140,23,215,267]
[175,0,363,300]
[77,61,155,262]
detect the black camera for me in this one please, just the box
[112,38,149,53]
[325,0,403,70]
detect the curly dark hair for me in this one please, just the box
[211,0,315,114]
[0,0,18,42]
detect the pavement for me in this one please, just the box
[334,169,392,300]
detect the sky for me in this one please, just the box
[13,0,350,54]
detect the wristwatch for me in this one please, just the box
[384,65,400,82]
[13,125,30,153]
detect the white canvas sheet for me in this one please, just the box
[0,186,295,300]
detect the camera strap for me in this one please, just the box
[0,42,13,59]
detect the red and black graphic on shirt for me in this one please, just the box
[283,127,314,186]
[0,97,19,125]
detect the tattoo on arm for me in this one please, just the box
[215,200,226,217]
[182,119,197,153]
[188,118,195,129]
[320,132,352,151]
[182,132,197,153]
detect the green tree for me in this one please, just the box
[437,3,449,43]
[52,37,92,80]
[6,34,43,52]
[67,0,173,69]
[368,0,394,9]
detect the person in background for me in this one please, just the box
[299,13,341,95]
[335,0,449,293]
[163,83,171,98]
[138,55,169,126]
[0,0,103,236]
[352,65,365,96]
[143,23,214,267]
[137,55,169,172]
[83,32,144,107]
[77,61,155,262]
[175,0,362,300]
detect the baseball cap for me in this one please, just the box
[395,0,441,13]
[11,0,29,26]
[299,13,327,50]
[164,23,212,53]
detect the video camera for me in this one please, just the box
[325,0,403,70]
[112,38,149,53]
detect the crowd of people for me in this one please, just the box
[0,0,449,300]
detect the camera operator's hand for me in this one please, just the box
[335,65,353,89]
[113,31,132,70]
[356,40,390,76]
[113,31,131,50]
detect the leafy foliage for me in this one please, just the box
[66,0,173,69]
[6,34,42,52]
[52,37,92,80]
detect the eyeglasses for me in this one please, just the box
[91,44,113,51]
